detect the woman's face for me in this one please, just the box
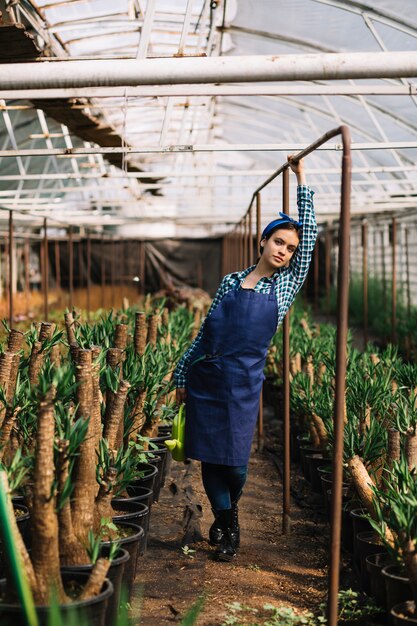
[260,228,299,269]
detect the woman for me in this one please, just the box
[174,156,317,562]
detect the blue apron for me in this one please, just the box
[185,280,278,465]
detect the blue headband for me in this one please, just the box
[261,212,302,239]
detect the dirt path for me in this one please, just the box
[134,407,330,625]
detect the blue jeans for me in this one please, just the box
[201,462,248,512]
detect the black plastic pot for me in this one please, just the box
[142,442,169,490]
[356,531,388,594]
[391,601,417,625]
[350,508,373,573]
[111,500,149,555]
[113,485,153,509]
[141,455,163,502]
[299,444,322,480]
[306,453,330,494]
[325,489,350,526]
[127,463,158,496]
[0,571,113,626]
[382,564,413,613]
[101,521,143,599]
[290,426,302,462]
[157,424,172,436]
[62,547,129,626]
[366,552,394,608]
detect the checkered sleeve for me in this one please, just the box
[277,185,317,325]
[173,274,234,388]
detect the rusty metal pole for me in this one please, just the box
[24,237,30,315]
[391,217,397,345]
[86,232,91,321]
[249,205,254,266]
[381,228,387,312]
[111,239,116,308]
[256,192,264,451]
[8,211,13,329]
[68,226,74,310]
[282,167,291,535]
[327,126,352,626]
[43,217,48,322]
[101,235,105,309]
[54,239,61,292]
[404,227,411,357]
[243,214,248,268]
[313,238,319,309]
[325,226,332,312]
[362,222,368,348]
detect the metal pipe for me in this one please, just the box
[54,239,61,292]
[2,83,414,99]
[256,193,264,452]
[313,240,319,309]
[111,239,116,308]
[8,211,13,329]
[86,233,91,321]
[101,235,105,309]
[24,238,30,315]
[43,217,48,322]
[68,226,73,310]
[327,126,352,626]
[140,240,146,295]
[391,217,397,344]
[282,167,291,535]
[2,52,417,89]
[1,140,416,159]
[405,227,412,358]
[362,222,368,347]
[249,206,254,266]
[325,227,332,312]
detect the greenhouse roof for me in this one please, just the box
[0,0,417,238]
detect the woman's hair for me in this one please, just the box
[259,222,300,255]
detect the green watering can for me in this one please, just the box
[164,404,186,462]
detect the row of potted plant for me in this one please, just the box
[0,300,201,625]
[265,302,417,625]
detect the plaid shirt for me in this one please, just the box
[174,185,317,387]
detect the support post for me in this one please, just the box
[86,232,91,321]
[282,167,291,535]
[54,239,61,291]
[68,226,73,310]
[362,222,368,347]
[140,240,146,295]
[8,211,13,329]
[24,237,30,314]
[325,226,331,311]
[256,193,264,452]
[111,239,116,308]
[313,238,319,308]
[405,227,411,357]
[101,235,105,309]
[43,218,48,322]
[249,205,254,266]
[391,217,397,344]
[327,126,351,626]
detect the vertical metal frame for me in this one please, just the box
[391,217,397,344]
[8,211,13,329]
[362,221,368,347]
[282,167,291,534]
[43,217,48,322]
[236,126,351,626]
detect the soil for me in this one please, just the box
[132,406,332,626]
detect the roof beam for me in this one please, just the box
[2,52,417,90]
[2,83,414,99]
[1,141,417,158]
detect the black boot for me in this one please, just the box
[209,508,223,546]
[214,509,237,562]
[231,499,240,549]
